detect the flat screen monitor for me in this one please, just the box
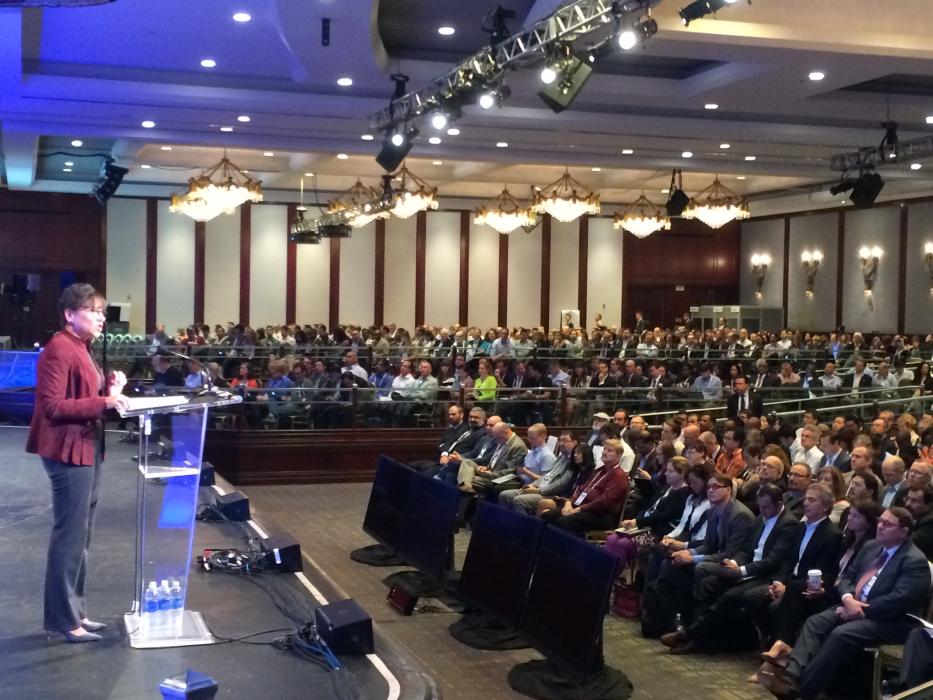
[457,501,545,628]
[518,525,617,678]
[361,455,415,552]
[394,471,461,584]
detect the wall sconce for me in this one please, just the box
[800,249,823,297]
[750,253,771,298]
[858,245,882,308]
[924,242,933,294]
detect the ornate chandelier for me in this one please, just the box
[531,169,600,223]
[327,180,389,229]
[681,177,749,229]
[170,153,263,222]
[390,164,438,219]
[612,193,671,238]
[474,187,536,234]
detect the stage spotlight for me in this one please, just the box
[289,207,322,244]
[377,127,416,173]
[431,113,448,130]
[850,172,884,208]
[91,159,129,205]
[829,178,855,196]
[537,55,592,113]
[680,0,738,26]
[479,92,496,109]
[617,29,637,50]
[540,65,558,84]
[478,83,510,109]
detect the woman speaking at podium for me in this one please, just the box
[26,283,129,642]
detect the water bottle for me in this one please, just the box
[169,580,183,610]
[158,580,172,611]
[674,613,685,634]
[143,581,159,613]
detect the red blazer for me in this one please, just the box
[26,331,107,466]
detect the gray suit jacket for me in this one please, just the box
[694,498,756,562]
[837,539,931,620]
[488,433,529,476]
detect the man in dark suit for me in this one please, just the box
[727,375,764,418]
[633,311,649,336]
[761,507,932,700]
[842,356,874,393]
[408,403,471,472]
[818,431,852,472]
[661,484,799,653]
[418,407,487,478]
[905,486,933,560]
[750,359,781,393]
[436,414,501,485]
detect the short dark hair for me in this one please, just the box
[908,486,933,507]
[757,483,783,506]
[59,283,103,321]
[888,506,915,533]
[709,472,733,491]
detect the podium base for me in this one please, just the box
[123,610,215,649]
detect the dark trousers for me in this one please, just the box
[771,584,831,645]
[42,456,102,632]
[900,627,933,689]
[689,570,771,647]
[551,509,615,536]
[788,607,913,700]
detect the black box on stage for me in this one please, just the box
[216,491,250,521]
[260,534,303,573]
[199,462,215,487]
[314,599,374,655]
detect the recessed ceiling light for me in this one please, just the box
[745,155,756,161]
[336,153,349,160]
[621,148,634,155]
[437,25,455,36]
[429,136,442,145]
[304,172,314,177]
[682,151,693,158]
[496,141,508,148]
[237,115,251,123]
[433,160,443,165]
[62,167,72,172]
[446,128,460,136]
[220,126,234,132]
[141,164,151,169]
[704,103,718,110]
[70,139,83,147]
[263,151,274,157]
[591,167,602,172]
[361,134,374,141]
[926,116,933,125]
[808,71,825,81]
[720,143,731,149]
[736,176,746,180]
[232,11,251,22]
[337,77,353,87]
[911,163,922,170]
[200,58,217,69]
[661,188,670,193]
[64,161,74,167]
[160,146,172,151]
[141,120,156,128]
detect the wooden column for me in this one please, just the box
[498,231,508,327]
[145,198,158,332]
[415,211,426,326]
[285,204,297,325]
[374,217,386,327]
[329,237,340,330]
[459,211,470,326]
[193,220,205,324]
[239,202,251,326]
[540,214,551,328]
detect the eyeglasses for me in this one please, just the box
[707,483,726,491]
[80,306,107,315]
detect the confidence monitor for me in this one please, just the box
[458,501,545,627]
[361,456,416,553]
[394,471,461,585]
[517,525,618,678]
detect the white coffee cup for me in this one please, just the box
[807,569,822,591]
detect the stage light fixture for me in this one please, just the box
[617,29,637,50]
[431,113,448,130]
[829,178,855,196]
[479,92,496,109]
[850,171,884,209]
[540,66,558,84]
[537,54,593,113]
[377,127,417,173]
[390,133,405,148]
[665,169,689,217]
[679,0,739,26]
[92,158,129,205]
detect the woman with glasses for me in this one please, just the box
[26,283,130,643]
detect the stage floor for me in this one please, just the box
[0,426,433,700]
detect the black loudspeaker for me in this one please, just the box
[216,491,250,521]
[260,534,303,573]
[199,462,215,487]
[314,599,374,655]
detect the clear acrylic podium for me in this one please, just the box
[118,392,241,649]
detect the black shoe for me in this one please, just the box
[81,620,107,632]
[63,630,102,643]
[660,629,688,648]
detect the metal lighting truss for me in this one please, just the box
[367,0,659,132]
[830,134,933,172]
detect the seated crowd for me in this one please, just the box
[133,317,933,430]
[405,394,933,699]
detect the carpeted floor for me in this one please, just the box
[245,480,773,700]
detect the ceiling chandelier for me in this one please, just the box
[474,187,536,234]
[390,163,438,219]
[681,176,749,229]
[327,180,389,229]
[531,169,600,223]
[612,193,671,238]
[170,152,263,222]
